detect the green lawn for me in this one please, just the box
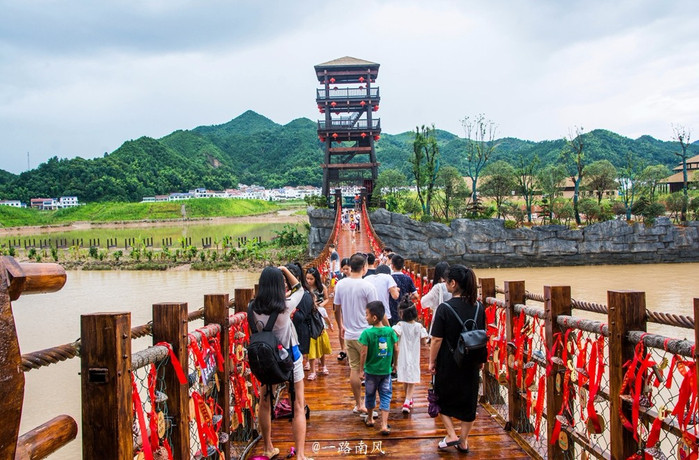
[0,198,281,227]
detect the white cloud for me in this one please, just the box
[1,0,698,174]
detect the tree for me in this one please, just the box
[561,126,586,225]
[617,152,642,221]
[376,169,408,212]
[671,124,691,221]
[480,160,517,218]
[435,166,469,220]
[410,125,440,217]
[639,164,671,203]
[585,160,617,204]
[515,154,540,222]
[536,163,568,221]
[462,114,498,203]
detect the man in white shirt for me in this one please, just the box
[364,264,399,323]
[333,253,378,414]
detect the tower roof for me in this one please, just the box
[314,57,380,83]
[315,56,379,68]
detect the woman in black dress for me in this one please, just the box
[428,264,486,453]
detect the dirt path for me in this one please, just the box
[0,209,309,236]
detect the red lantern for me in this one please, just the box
[332,133,338,139]
[373,105,379,111]
[360,101,366,106]
[358,76,365,82]
[373,135,380,141]
[329,77,335,83]
[361,132,367,138]
[330,101,337,107]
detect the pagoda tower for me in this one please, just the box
[314,57,381,199]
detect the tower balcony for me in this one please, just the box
[316,87,379,101]
[317,119,381,133]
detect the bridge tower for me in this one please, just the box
[314,56,381,200]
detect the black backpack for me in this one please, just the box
[247,304,294,385]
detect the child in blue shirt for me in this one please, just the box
[359,301,399,435]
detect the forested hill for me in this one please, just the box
[0,110,695,203]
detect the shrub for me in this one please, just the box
[504,220,518,229]
[113,250,123,261]
[89,246,99,259]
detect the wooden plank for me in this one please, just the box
[14,415,77,460]
[608,291,646,460]
[248,304,528,459]
[544,286,571,460]
[204,294,231,460]
[152,303,189,460]
[329,147,372,153]
[80,312,132,460]
[322,163,379,169]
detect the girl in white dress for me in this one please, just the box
[392,296,428,414]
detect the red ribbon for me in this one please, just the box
[131,374,153,460]
[155,342,187,385]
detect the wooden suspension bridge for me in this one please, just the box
[1,196,698,460]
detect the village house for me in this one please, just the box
[0,200,25,208]
[661,154,699,193]
[28,196,80,210]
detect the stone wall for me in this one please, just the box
[307,207,699,267]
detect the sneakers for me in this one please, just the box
[402,403,411,414]
[337,351,347,361]
[303,362,310,371]
[307,373,317,381]
[391,372,397,381]
[319,366,329,375]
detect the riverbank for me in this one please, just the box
[0,208,308,236]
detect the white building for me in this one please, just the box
[0,200,24,208]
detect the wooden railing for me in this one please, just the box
[0,255,263,460]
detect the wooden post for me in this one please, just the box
[234,288,254,315]
[608,291,646,460]
[544,286,572,460]
[152,303,189,460]
[81,312,132,460]
[695,299,699,413]
[504,281,527,431]
[479,278,499,405]
[204,294,231,460]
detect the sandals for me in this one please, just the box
[337,351,347,361]
[263,447,280,459]
[438,437,460,450]
[303,362,310,371]
[364,417,375,427]
[402,403,411,414]
[319,366,329,375]
[456,444,470,453]
[307,373,317,381]
[380,425,391,436]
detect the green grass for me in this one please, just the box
[0,198,280,227]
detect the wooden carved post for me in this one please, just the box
[204,294,231,460]
[152,303,189,460]
[234,288,254,315]
[608,291,646,460]
[504,280,526,431]
[0,258,67,459]
[479,278,499,405]
[545,286,572,460]
[81,312,132,459]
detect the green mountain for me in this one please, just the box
[0,111,696,203]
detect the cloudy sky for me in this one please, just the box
[1,0,697,175]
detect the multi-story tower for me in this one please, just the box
[314,57,381,198]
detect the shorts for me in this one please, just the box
[346,339,363,370]
[293,356,304,383]
[365,373,392,411]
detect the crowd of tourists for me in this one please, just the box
[247,248,487,458]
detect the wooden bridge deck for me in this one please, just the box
[248,224,530,458]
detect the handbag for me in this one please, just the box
[308,307,325,339]
[441,301,487,367]
[427,376,440,418]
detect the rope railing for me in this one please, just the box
[304,194,342,279]
[504,286,696,329]
[21,307,207,373]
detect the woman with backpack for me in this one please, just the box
[249,265,312,460]
[428,265,487,454]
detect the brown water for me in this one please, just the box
[11,263,699,459]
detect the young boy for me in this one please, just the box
[359,300,399,435]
